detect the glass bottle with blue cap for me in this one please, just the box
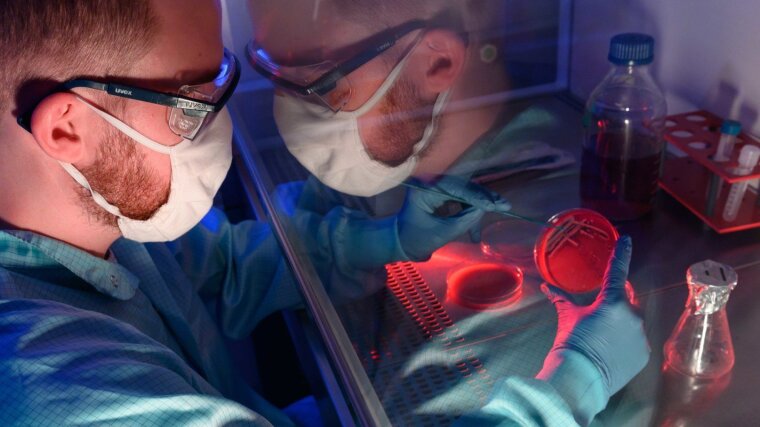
[581,33,668,221]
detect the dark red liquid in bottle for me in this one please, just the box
[581,133,662,221]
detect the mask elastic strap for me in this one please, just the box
[411,89,451,157]
[59,162,125,218]
[76,96,174,155]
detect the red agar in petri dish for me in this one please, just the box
[447,263,523,310]
[534,208,619,293]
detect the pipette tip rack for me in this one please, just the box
[659,110,760,233]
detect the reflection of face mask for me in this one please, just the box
[60,98,233,242]
[274,53,450,197]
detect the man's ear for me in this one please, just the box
[411,29,467,95]
[30,92,94,164]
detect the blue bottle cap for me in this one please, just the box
[720,120,742,136]
[608,33,655,65]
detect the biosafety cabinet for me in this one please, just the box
[221,0,760,425]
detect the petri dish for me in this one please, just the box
[480,219,543,272]
[447,263,523,310]
[534,208,619,293]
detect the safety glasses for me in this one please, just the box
[18,48,241,140]
[246,20,427,112]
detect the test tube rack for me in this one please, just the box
[659,110,760,233]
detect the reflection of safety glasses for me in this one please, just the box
[246,20,427,112]
[18,49,241,140]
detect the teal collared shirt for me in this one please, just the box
[0,208,301,426]
[0,229,140,300]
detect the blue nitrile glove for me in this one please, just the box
[398,176,510,261]
[536,236,650,425]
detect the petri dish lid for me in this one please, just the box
[534,208,619,293]
[447,263,523,310]
[480,219,543,270]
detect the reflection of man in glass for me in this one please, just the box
[247,1,649,425]
[247,0,529,196]
[243,0,523,267]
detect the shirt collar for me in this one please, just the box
[445,106,564,179]
[0,230,139,300]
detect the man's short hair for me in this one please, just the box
[0,0,158,119]
[331,0,438,29]
[331,0,484,44]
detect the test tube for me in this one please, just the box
[722,145,760,222]
[713,120,742,162]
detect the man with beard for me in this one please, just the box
[246,0,650,425]
[247,0,574,201]
[0,0,508,425]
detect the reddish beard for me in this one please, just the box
[77,127,169,228]
[369,77,437,167]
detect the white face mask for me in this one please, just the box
[60,98,233,242]
[273,53,450,197]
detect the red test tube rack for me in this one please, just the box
[659,110,760,233]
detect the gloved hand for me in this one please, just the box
[398,176,510,261]
[536,236,649,425]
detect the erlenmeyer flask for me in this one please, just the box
[663,260,738,379]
